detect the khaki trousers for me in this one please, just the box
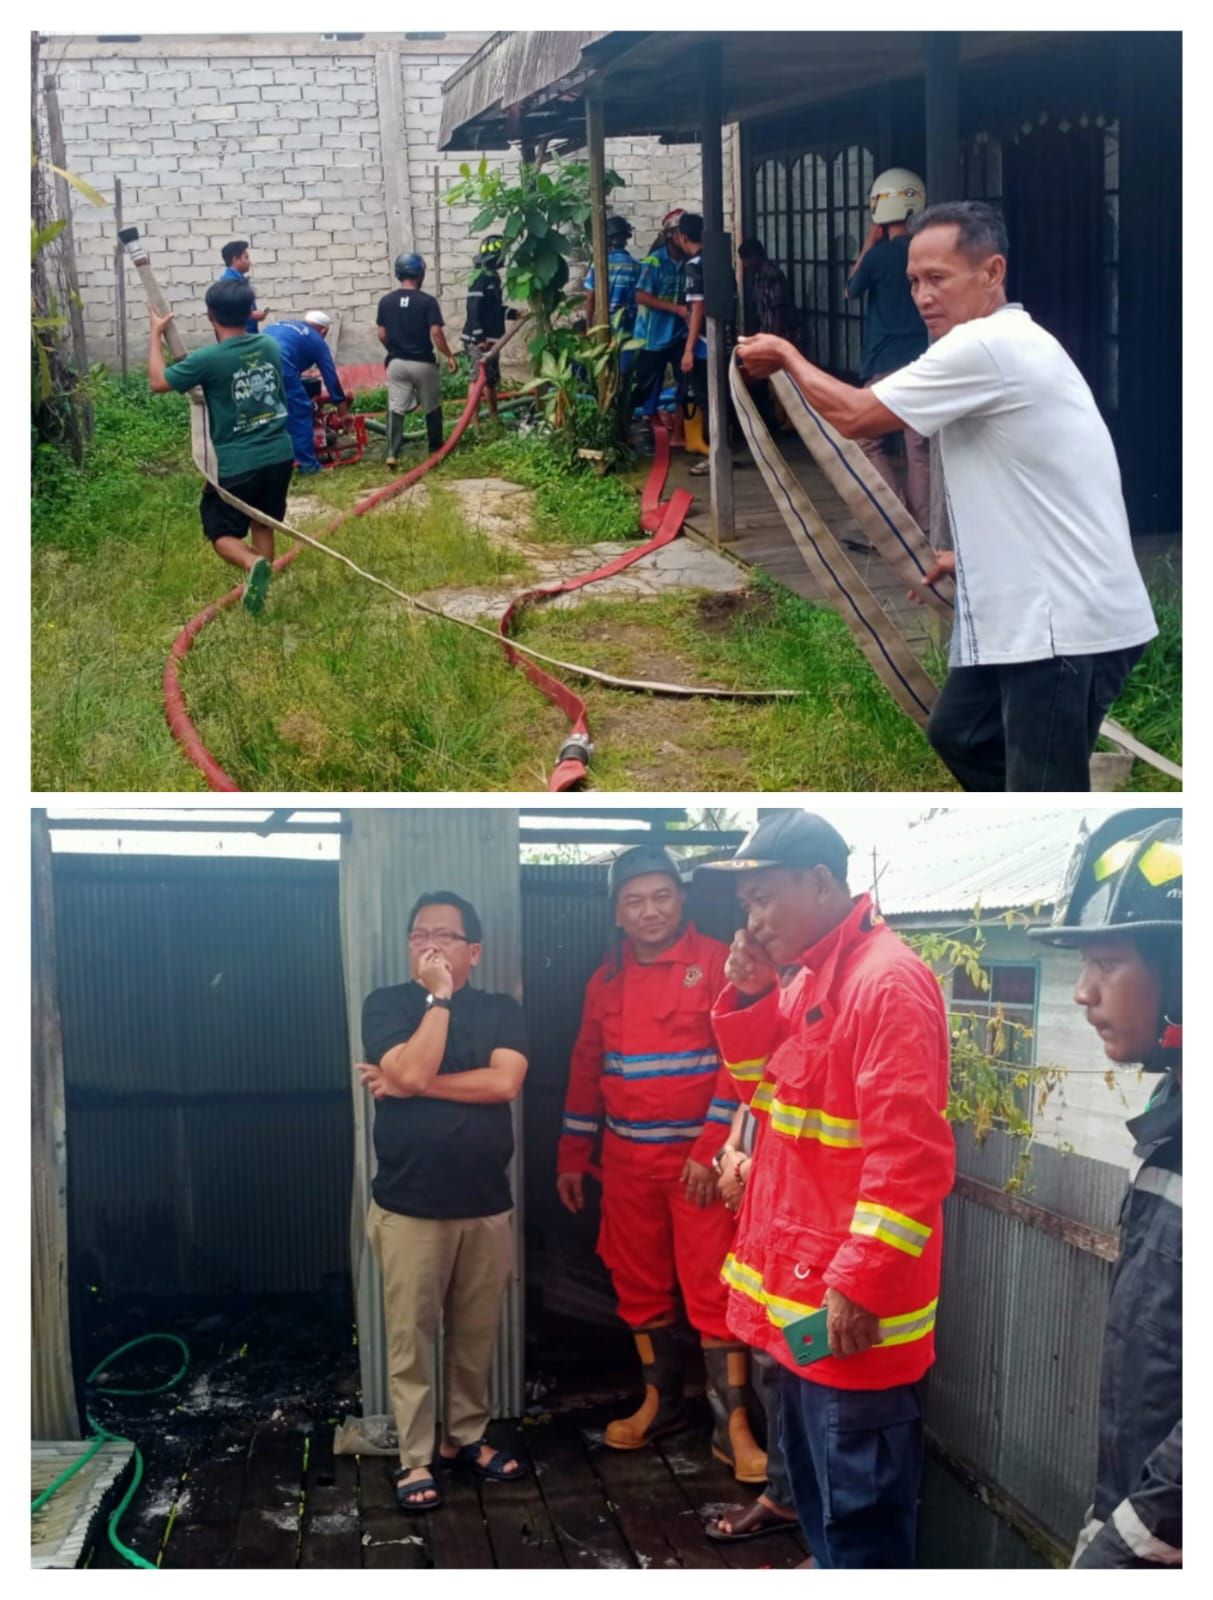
[366,1200,514,1469]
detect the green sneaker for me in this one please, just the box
[242,557,272,616]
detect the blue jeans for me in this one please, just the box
[753,1350,793,1510]
[780,1370,923,1568]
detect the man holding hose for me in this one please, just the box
[735,200,1157,792]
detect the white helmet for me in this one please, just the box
[303,309,332,329]
[869,168,927,225]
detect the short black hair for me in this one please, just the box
[738,238,767,261]
[677,212,704,245]
[407,890,483,945]
[907,201,1009,263]
[205,277,255,330]
[221,239,249,267]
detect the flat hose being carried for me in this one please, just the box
[732,362,1181,783]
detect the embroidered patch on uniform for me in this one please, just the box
[684,966,704,987]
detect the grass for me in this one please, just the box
[1100,559,1181,790]
[31,372,1182,793]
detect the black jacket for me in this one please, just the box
[1075,1073,1182,1567]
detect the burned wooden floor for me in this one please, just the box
[81,1299,805,1571]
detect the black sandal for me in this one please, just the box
[440,1439,529,1481]
[392,1465,444,1513]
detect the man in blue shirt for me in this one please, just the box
[845,169,931,535]
[583,216,642,337]
[264,311,348,474]
[676,214,713,476]
[219,240,268,336]
[631,210,689,417]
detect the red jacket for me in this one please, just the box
[711,895,954,1388]
[558,923,737,1180]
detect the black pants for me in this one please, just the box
[780,1371,923,1568]
[630,342,682,413]
[927,644,1145,792]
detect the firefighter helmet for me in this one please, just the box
[607,844,683,901]
[1030,813,1182,946]
[868,168,927,225]
[394,252,426,282]
[605,215,634,245]
[477,234,506,267]
[661,208,685,235]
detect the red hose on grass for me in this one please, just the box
[163,394,691,793]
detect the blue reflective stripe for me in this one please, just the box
[603,1049,719,1080]
[562,1115,600,1137]
[606,1115,704,1143]
[707,1098,739,1124]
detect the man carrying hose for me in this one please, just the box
[147,276,294,616]
[376,253,459,468]
[735,200,1158,792]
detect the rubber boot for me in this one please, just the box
[425,407,444,455]
[385,409,404,468]
[604,1326,686,1450]
[703,1343,768,1485]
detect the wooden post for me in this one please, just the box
[586,93,611,351]
[32,810,81,1441]
[114,178,128,380]
[700,41,734,544]
[43,75,91,436]
[924,34,959,551]
[375,43,415,277]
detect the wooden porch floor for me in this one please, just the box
[81,1301,806,1571]
[665,434,1180,644]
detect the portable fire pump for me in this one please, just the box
[302,374,368,468]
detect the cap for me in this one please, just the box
[303,309,331,329]
[607,844,683,901]
[697,811,850,880]
[662,207,686,233]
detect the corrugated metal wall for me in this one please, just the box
[52,854,353,1297]
[921,1126,1129,1566]
[340,810,525,1421]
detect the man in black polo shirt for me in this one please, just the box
[375,252,459,466]
[356,890,530,1513]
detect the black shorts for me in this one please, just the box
[200,458,294,544]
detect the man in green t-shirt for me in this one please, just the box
[148,277,295,614]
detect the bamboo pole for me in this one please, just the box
[114,178,128,380]
[43,77,91,386]
[586,94,611,352]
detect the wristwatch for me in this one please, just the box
[425,993,452,1011]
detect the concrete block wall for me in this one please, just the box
[47,34,732,368]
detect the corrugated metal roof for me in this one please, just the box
[875,811,1093,919]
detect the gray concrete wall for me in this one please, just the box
[47,33,731,366]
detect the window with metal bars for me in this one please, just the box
[751,142,875,378]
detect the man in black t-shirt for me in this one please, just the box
[462,234,518,423]
[375,252,459,466]
[356,890,530,1514]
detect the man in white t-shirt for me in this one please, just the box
[735,200,1158,792]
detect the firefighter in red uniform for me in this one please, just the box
[699,812,954,1567]
[557,845,766,1481]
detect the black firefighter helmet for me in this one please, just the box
[1029,812,1182,947]
[477,234,506,269]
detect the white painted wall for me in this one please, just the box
[47,34,731,365]
[908,921,1153,1170]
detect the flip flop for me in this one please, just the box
[439,1439,529,1482]
[704,1499,800,1543]
[242,557,272,616]
[392,1466,444,1514]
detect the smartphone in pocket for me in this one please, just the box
[781,1307,832,1367]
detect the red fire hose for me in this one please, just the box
[163,397,693,793]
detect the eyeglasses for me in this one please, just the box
[408,929,470,948]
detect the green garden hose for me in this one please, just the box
[31,1332,190,1570]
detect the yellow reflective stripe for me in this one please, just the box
[722,1254,937,1346]
[766,1097,861,1149]
[1137,839,1182,887]
[724,1056,767,1082]
[1093,838,1135,882]
[752,1081,774,1115]
[851,1201,933,1259]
